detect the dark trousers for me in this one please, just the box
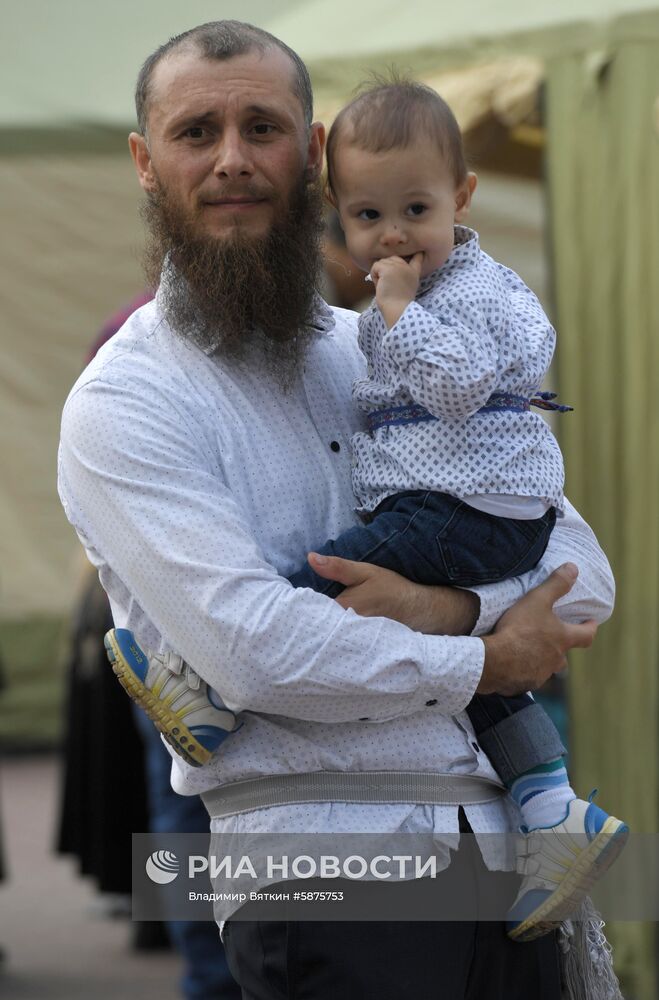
[223,822,561,1000]
[288,490,564,785]
[224,919,561,1000]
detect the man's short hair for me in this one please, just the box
[326,76,467,197]
[135,20,313,135]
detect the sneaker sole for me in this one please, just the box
[104,631,210,768]
[508,817,629,941]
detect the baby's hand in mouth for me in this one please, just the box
[370,253,424,329]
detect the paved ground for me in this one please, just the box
[0,754,183,999]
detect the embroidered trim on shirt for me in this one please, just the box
[367,392,573,432]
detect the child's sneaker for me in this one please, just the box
[507,794,628,941]
[104,628,240,767]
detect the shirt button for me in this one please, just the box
[330,441,340,452]
[425,699,437,707]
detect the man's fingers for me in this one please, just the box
[564,619,598,649]
[307,552,371,587]
[531,562,579,606]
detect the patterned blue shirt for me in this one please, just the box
[352,226,565,512]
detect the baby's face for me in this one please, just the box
[331,137,472,279]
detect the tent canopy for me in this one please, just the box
[0,0,300,130]
[268,0,659,62]
[2,0,658,132]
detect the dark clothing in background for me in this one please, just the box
[57,570,147,893]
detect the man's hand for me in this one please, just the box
[306,552,480,635]
[479,563,597,695]
[371,252,424,329]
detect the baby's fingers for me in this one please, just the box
[409,252,425,276]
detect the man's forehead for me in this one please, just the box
[147,45,301,123]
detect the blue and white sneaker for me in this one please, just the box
[104,628,240,768]
[507,793,629,941]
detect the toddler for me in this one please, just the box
[291,78,579,834]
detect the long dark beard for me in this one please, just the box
[142,174,325,384]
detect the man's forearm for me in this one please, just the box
[315,556,598,699]
[405,584,481,636]
[316,554,481,635]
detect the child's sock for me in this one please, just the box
[508,758,577,831]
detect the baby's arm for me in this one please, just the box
[368,255,500,422]
[377,301,499,422]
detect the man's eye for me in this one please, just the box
[358,209,379,221]
[185,127,207,140]
[407,203,426,216]
[251,123,276,135]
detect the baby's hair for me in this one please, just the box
[326,72,467,199]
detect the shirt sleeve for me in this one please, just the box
[471,498,615,635]
[378,300,499,421]
[59,374,484,724]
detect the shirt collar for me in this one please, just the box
[417,225,480,296]
[309,295,336,334]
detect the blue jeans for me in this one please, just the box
[288,491,564,785]
[134,707,240,1000]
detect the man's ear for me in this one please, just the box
[129,132,157,193]
[455,171,477,222]
[305,121,326,182]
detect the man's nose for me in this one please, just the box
[212,130,253,179]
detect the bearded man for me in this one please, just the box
[59,21,614,1000]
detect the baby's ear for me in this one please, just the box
[455,172,477,222]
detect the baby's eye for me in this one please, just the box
[358,208,380,221]
[407,203,427,216]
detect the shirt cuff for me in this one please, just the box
[421,633,484,714]
[469,577,524,637]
